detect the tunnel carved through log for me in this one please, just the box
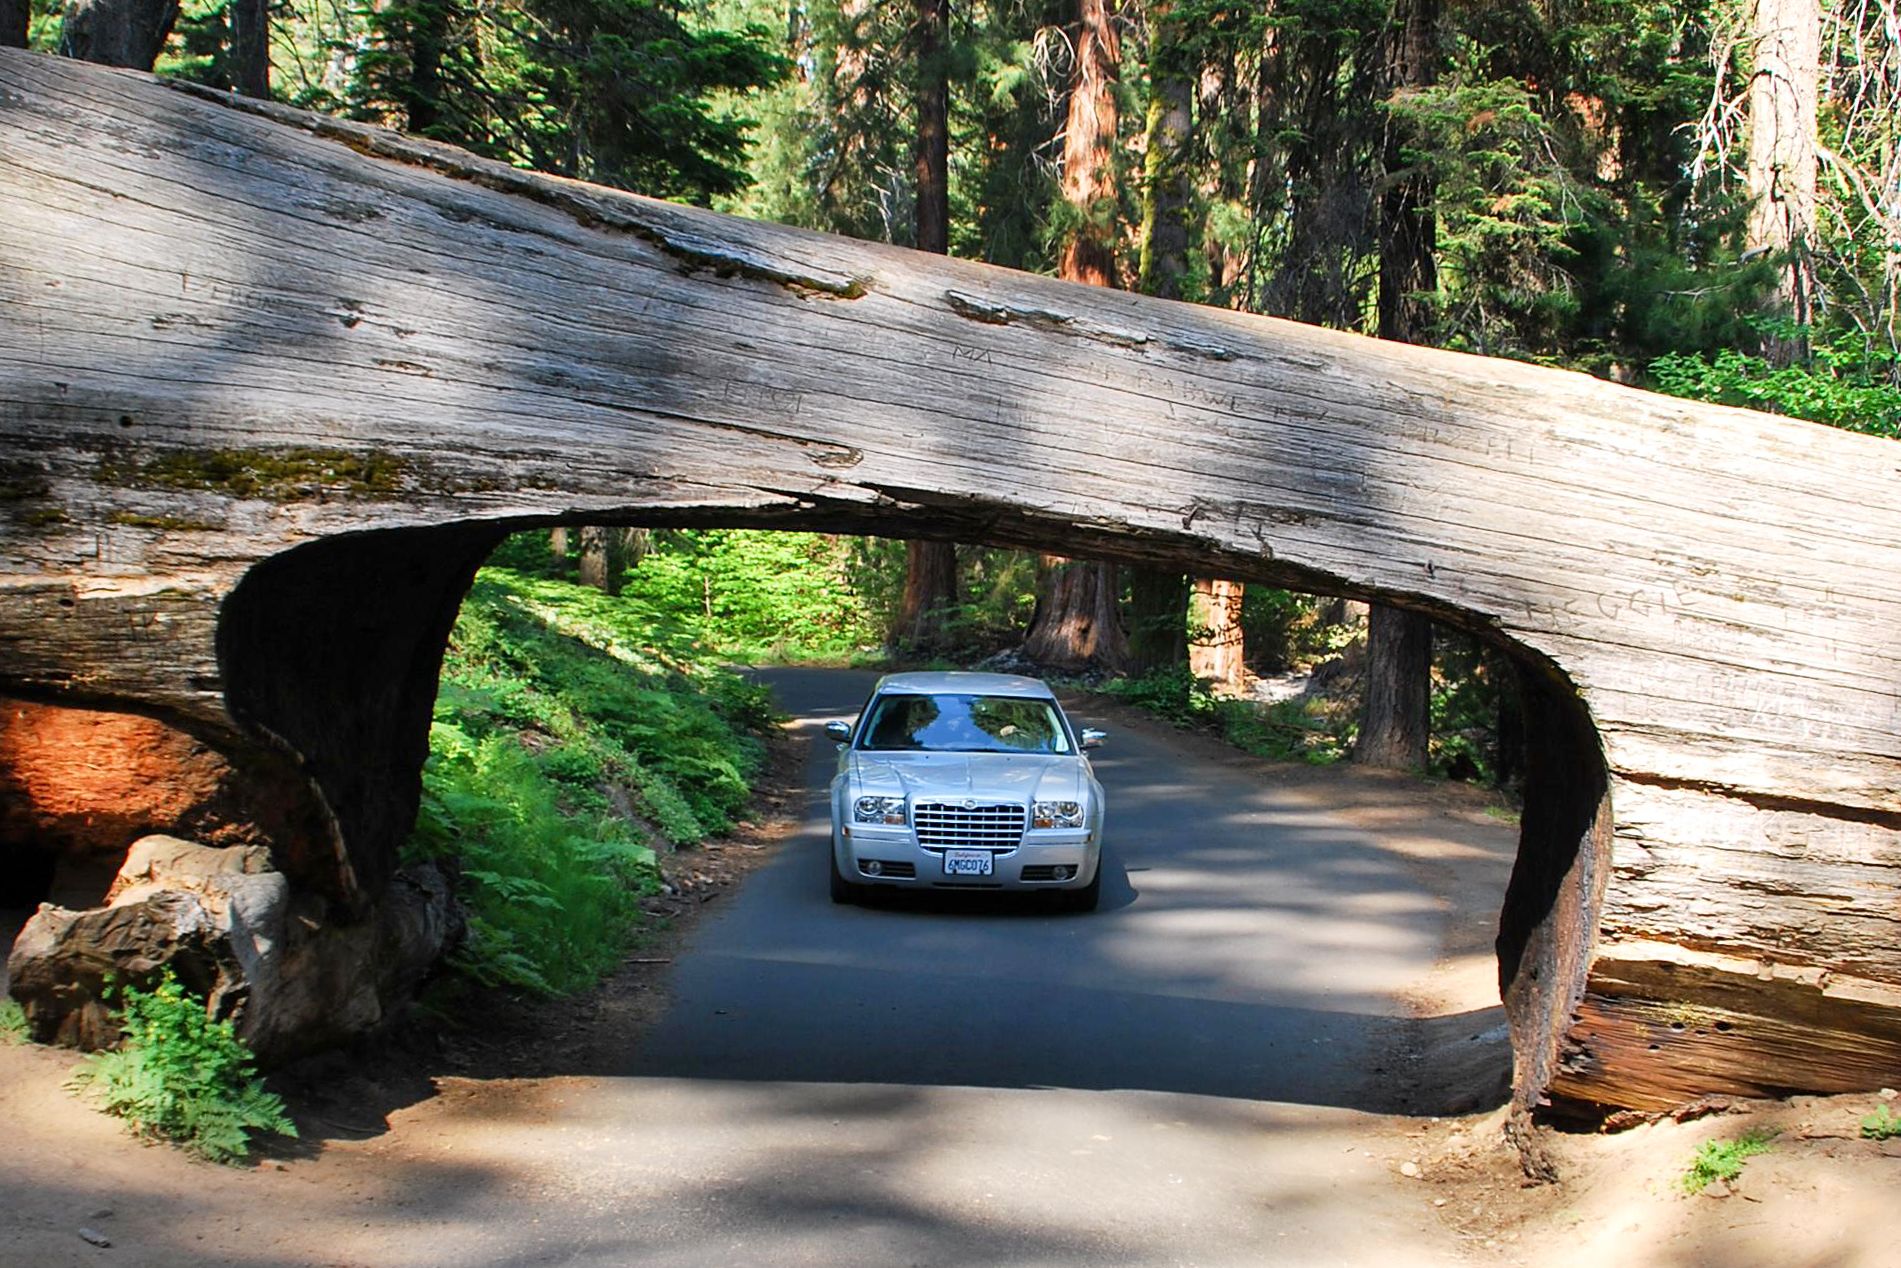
[1,48,1898,1118]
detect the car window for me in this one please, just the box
[858,693,1072,754]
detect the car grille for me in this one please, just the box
[912,802,1026,852]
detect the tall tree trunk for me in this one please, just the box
[894,539,959,652]
[402,0,449,135]
[2,0,28,49]
[1023,0,1130,671]
[1359,0,1439,770]
[895,0,959,653]
[1376,0,1438,346]
[230,0,269,99]
[1023,556,1128,671]
[1124,0,1194,678]
[1746,0,1820,366]
[61,0,180,68]
[617,526,651,567]
[913,0,949,257]
[1056,0,1119,287]
[576,525,621,596]
[1139,0,1193,302]
[1188,577,1245,692]
[1356,603,1432,767]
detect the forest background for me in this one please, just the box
[9,0,1899,995]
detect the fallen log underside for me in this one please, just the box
[0,49,1897,1120]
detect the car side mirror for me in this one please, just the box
[824,720,852,744]
[1081,728,1107,750]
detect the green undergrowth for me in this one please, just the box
[1098,668,1354,765]
[66,970,296,1165]
[1678,1130,1777,1194]
[0,997,28,1043]
[1861,1104,1901,1140]
[490,529,884,663]
[410,564,779,996]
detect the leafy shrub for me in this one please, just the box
[1650,329,1901,439]
[1678,1130,1776,1194]
[0,997,27,1043]
[1861,1104,1901,1140]
[65,969,296,1164]
[1100,669,1352,765]
[412,561,782,996]
[411,727,658,995]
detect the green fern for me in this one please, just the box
[65,970,297,1165]
[1678,1130,1776,1194]
[1861,1104,1901,1140]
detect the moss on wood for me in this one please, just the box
[108,511,224,532]
[101,447,408,502]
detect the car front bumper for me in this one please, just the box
[838,824,1098,889]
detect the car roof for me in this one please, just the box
[872,670,1056,699]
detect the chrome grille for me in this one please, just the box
[913,802,1026,852]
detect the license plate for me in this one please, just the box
[943,849,993,877]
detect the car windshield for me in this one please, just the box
[858,692,1072,755]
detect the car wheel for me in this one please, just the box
[829,847,859,905]
[1055,864,1101,914]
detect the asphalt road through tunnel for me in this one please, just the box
[624,668,1469,1111]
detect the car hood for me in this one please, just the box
[848,751,1085,803]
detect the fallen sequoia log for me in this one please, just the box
[1,50,1897,1133]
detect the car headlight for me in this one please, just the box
[1032,800,1085,829]
[854,795,906,825]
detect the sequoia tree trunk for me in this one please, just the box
[1022,557,1129,672]
[1188,578,1245,692]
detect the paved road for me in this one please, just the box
[627,669,1442,1108]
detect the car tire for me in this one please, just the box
[829,847,859,905]
[1055,864,1101,914]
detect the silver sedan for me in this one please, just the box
[826,671,1107,911]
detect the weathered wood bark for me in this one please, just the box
[1188,578,1245,692]
[60,0,179,68]
[1747,0,1820,362]
[2,51,1900,1120]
